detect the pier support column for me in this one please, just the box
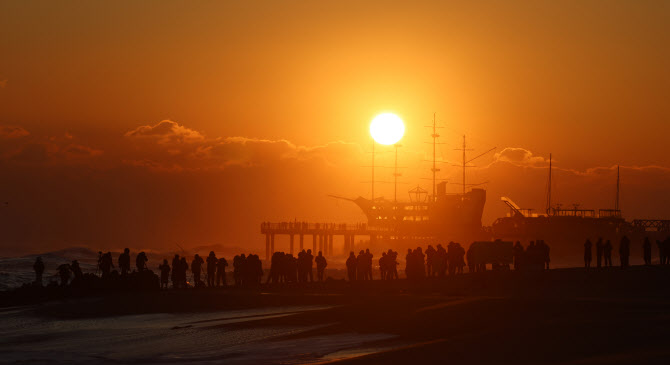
[328,235,333,256]
[319,234,324,253]
[350,235,355,252]
[313,234,317,252]
[299,234,304,251]
[271,234,275,254]
[265,234,270,261]
[290,234,294,255]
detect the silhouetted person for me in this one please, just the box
[447,242,457,276]
[425,245,436,276]
[433,243,446,277]
[100,252,114,278]
[180,257,188,287]
[656,239,666,265]
[379,252,388,280]
[216,256,228,287]
[540,240,550,270]
[314,251,326,281]
[405,248,414,278]
[71,260,83,281]
[136,251,148,272]
[206,251,217,287]
[57,263,71,287]
[619,236,630,269]
[118,248,131,275]
[365,249,373,280]
[513,241,523,270]
[356,250,366,280]
[233,254,243,286]
[158,259,170,289]
[171,254,180,288]
[33,257,45,286]
[604,240,613,267]
[584,239,592,269]
[595,238,604,269]
[306,249,314,282]
[346,252,357,281]
[191,254,204,287]
[643,237,652,265]
[456,243,466,273]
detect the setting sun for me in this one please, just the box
[370,113,405,145]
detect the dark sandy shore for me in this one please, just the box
[3,266,670,364]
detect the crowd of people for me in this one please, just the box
[512,240,551,271]
[28,235,670,290]
[266,249,328,284]
[345,249,375,281]
[581,235,663,269]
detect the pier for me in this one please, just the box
[260,222,396,260]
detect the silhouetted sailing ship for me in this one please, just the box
[332,128,662,262]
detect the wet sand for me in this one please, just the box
[2,266,670,364]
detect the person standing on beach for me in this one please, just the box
[216,256,228,287]
[118,248,131,275]
[180,257,189,287]
[619,236,630,269]
[656,239,666,265]
[158,259,170,289]
[365,249,374,280]
[57,263,71,287]
[206,251,218,287]
[33,257,45,286]
[584,239,593,269]
[306,249,315,282]
[603,240,613,267]
[100,252,114,278]
[346,252,357,281]
[595,238,604,269]
[172,254,181,288]
[191,254,204,287]
[356,250,366,280]
[425,245,436,276]
[315,251,327,282]
[71,260,83,281]
[136,251,148,272]
[643,237,652,265]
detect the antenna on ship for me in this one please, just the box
[546,153,552,215]
[453,136,495,195]
[430,113,439,201]
[421,113,446,202]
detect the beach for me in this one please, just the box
[3,266,670,364]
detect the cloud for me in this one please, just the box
[61,143,103,158]
[124,120,205,144]
[0,79,7,88]
[123,121,362,171]
[493,147,548,167]
[0,125,30,138]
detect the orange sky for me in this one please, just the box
[1,1,670,254]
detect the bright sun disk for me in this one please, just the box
[370,113,405,145]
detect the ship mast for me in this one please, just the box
[546,153,552,215]
[453,136,494,195]
[462,136,466,195]
[431,113,439,202]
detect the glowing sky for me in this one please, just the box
[1,1,669,254]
